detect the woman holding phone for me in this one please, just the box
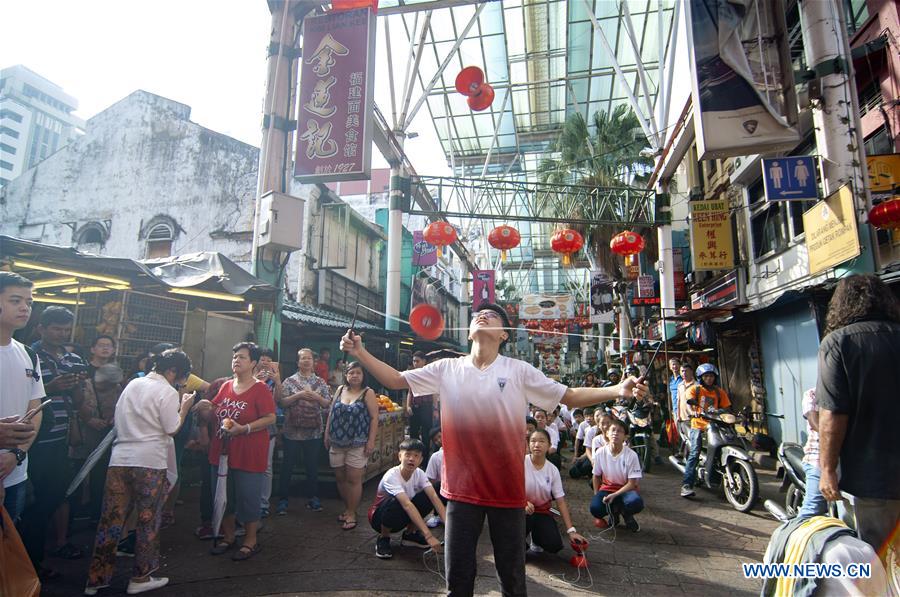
[84,349,194,596]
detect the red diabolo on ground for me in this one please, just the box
[550,228,584,266]
[423,221,457,258]
[488,225,521,262]
[610,230,646,256]
[409,303,444,341]
[455,66,495,112]
[868,199,900,229]
[569,538,589,568]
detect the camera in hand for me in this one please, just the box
[67,363,91,376]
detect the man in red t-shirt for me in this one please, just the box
[314,348,330,381]
[341,303,647,596]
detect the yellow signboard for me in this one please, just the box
[690,199,734,271]
[867,153,900,192]
[803,186,861,275]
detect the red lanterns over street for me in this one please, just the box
[610,231,646,256]
[550,228,584,266]
[488,225,521,262]
[423,221,457,258]
[868,199,900,229]
[455,66,495,112]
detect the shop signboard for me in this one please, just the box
[690,199,734,271]
[294,8,376,182]
[412,230,437,266]
[803,186,861,275]
[867,153,900,201]
[637,275,655,298]
[519,293,575,320]
[690,270,741,309]
[684,0,799,159]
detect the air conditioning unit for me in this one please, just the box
[258,191,305,252]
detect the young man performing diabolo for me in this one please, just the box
[341,302,647,596]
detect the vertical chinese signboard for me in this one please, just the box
[294,8,376,182]
[690,199,734,271]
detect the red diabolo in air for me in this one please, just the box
[455,66,495,112]
[868,199,900,229]
[550,228,584,267]
[610,231,646,256]
[409,304,444,341]
[488,225,521,262]
[423,221,457,258]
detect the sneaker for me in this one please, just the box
[194,525,215,540]
[126,576,169,594]
[84,584,109,596]
[306,497,322,512]
[593,517,609,529]
[276,498,288,516]
[375,536,393,559]
[401,530,430,549]
[425,514,442,528]
[680,484,695,498]
[624,513,640,532]
[526,543,544,555]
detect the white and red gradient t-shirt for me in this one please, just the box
[524,454,564,511]
[403,355,566,508]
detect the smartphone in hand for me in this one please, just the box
[17,398,53,423]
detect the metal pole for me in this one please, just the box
[656,184,675,340]
[386,146,407,332]
[798,0,877,273]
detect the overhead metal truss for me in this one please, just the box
[409,176,657,227]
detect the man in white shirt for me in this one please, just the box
[341,302,646,596]
[0,272,45,521]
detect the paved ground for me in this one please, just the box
[42,449,781,596]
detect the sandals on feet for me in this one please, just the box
[209,541,234,555]
[341,519,357,530]
[231,544,262,561]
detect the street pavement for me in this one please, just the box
[42,449,781,596]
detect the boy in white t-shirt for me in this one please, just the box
[0,272,45,521]
[369,439,446,559]
[573,407,593,458]
[590,418,644,532]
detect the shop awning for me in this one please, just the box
[282,301,381,330]
[143,252,277,302]
[666,305,746,322]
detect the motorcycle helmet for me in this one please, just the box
[606,367,621,380]
[625,364,641,378]
[695,363,719,382]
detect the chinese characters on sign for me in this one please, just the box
[690,199,734,271]
[295,8,375,182]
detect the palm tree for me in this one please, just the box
[538,104,654,277]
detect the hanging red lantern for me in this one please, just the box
[868,199,900,229]
[409,303,444,341]
[550,228,584,267]
[423,221,457,258]
[488,225,521,262]
[610,231,646,256]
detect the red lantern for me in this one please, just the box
[550,228,584,267]
[423,221,457,258]
[409,304,444,341]
[488,225,521,262]
[331,0,378,12]
[455,66,495,111]
[610,231,646,256]
[868,199,900,229]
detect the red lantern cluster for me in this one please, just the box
[488,225,521,262]
[550,228,584,266]
[868,199,900,230]
[423,221,457,258]
[455,66,495,112]
[610,231,645,256]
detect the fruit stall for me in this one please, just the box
[364,394,406,482]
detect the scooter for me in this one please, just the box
[668,408,759,513]
[775,442,806,518]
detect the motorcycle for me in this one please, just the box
[668,408,759,513]
[775,442,806,518]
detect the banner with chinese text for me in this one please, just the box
[690,199,734,271]
[294,8,375,182]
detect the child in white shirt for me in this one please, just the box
[369,439,446,559]
[590,418,644,532]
